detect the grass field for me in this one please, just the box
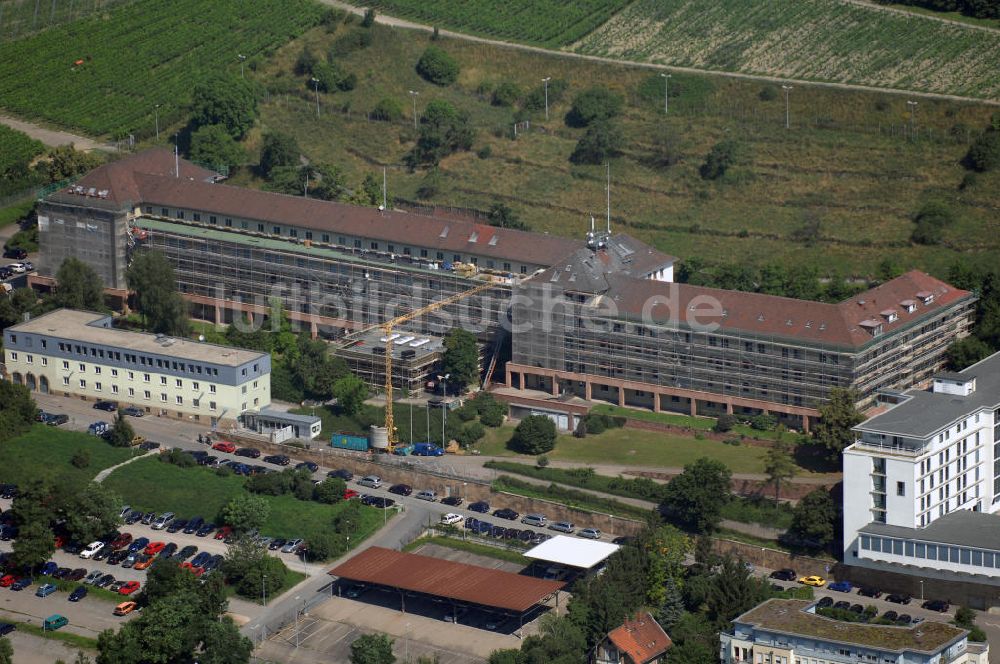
[102,457,383,547]
[0,424,140,484]
[589,404,795,442]
[0,0,323,135]
[251,22,1000,280]
[406,535,530,565]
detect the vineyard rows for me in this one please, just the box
[369,0,629,47]
[574,0,1000,100]
[0,124,43,175]
[0,0,323,135]
[0,0,137,42]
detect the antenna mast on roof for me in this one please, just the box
[174,134,179,178]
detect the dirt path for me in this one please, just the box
[0,114,111,151]
[325,0,1000,106]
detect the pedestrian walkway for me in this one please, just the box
[93,449,157,482]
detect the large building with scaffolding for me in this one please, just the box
[34,150,975,427]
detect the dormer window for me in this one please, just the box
[900,299,917,314]
[916,291,934,305]
[881,309,898,323]
[859,319,883,337]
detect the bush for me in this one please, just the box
[70,449,91,469]
[337,73,357,92]
[361,8,375,27]
[536,455,549,468]
[161,448,196,468]
[492,81,521,107]
[314,477,346,504]
[911,200,955,245]
[750,414,777,431]
[965,130,1000,172]
[714,414,737,433]
[570,120,624,165]
[523,78,568,112]
[294,47,317,76]
[509,415,557,455]
[758,86,778,101]
[477,145,492,159]
[700,139,741,180]
[578,413,625,436]
[566,87,623,127]
[457,422,486,446]
[416,168,443,199]
[416,46,459,86]
[329,29,373,58]
[371,97,403,122]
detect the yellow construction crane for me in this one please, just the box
[380,280,494,447]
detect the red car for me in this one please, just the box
[0,574,17,587]
[53,535,66,549]
[214,526,232,541]
[144,541,166,556]
[212,441,236,454]
[118,581,140,595]
[343,489,359,500]
[111,533,133,550]
[179,562,205,577]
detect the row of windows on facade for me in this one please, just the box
[749,648,894,664]
[6,335,227,377]
[860,534,1000,569]
[59,376,259,412]
[148,208,528,273]
[561,358,845,387]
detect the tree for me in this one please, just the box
[457,422,486,446]
[303,531,347,562]
[294,47,318,75]
[492,81,521,107]
[812,388,864,462]
[965,129,1000,172]
[509,415,556,455]
[0,638,11,664]
[660,457,731,533]
[406,99,474,168]
[911,200,955,245]
[0,380,36,442]
[487,202,528,230]
[946,336,992,371]
[764,439,797,504]
[259,132,300,178]
[488,650,524,664]
[706,555,772,627]
[190,76,258,140]
[40,145,102,182]
[54,257,105,310]
[332,374,368,416]
[107,408,136,448]
[57,482,122,544]
[361,8,376,27]
[787,488,838,549]
[713,414,736,433]
[189,124,245,171]
[222,494,270,533]
[198,618,255,664]
[569,120,623,165]
[654,575,685,631]
[350,633,396,664]
[126,249,190,335]
[371,97,403,123]
[700,139,740,180]
[10,520,54,571]
[314,477,346,504]
[442,328,479,391]
[416,46,459,86]
[566,87,623,127]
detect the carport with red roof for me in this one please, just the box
[329,546,565,631]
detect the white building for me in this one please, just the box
[721,599,987,664]
[3,309,270,428]
[843,352,1000,587]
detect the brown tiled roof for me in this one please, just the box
[599,270,970,349]
[328,546,563,613]
[55,149,584,267]
[607,612,672,664]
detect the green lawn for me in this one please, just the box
[474,425,773,473]
[0,198,34,229]
[0,424,140,484]
[103,457,383,550]
[406,535,530,566]
[590,404,797,442]
[493,476,652,520]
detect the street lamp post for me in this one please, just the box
[919,579,924,601]
[154,104,160,141]
[262,574,267,606]
[311,78,321,118]
[541,77,551,121]
[294,595,301,648]
[782,85,793,129]
[238,54,247,79]
[907,100,918,138]
[437,373,450,445]
[660,73,671,114]
[408,90,419,130]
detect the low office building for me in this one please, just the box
[843,351,1000,607]
[721,599,987,664]
[3,309,269,428]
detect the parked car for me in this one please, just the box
[94,574,115,588]
[828,581,853,592]
[43,615,68,631]
[440,513,463,526]
[69,586,88,602]
[415,490,437,502]
[40,562,58,576]
[83,570,103,585]
[493,508,519,521]
[368,496,394,509]
[88,421,110,436]
[107,550,129,565]
[122,407,145,417]
[113,601,137,616]
[214,526,232,541]
[833,600,852,611]
[212,441,237,454]
[388,484,412,496]
[196,523,215,537]
[166,519,188,534]
[357,476,381,489]
[118,581,140,595]
[885,593,911,605]
[111,533,133,550]
[770,569,797,581]
[47,414,69,426]
[264,454,290,466]
[174,545,198,561]
[469,501,490,513]
[191,552,212,568]
[80,541,105,559]
[549,521,575,533]
[139,441,160,451]
[922,599,950,612]
[343,489,359,500]
[10,578,31,591]
[268,538,286,551]
[144,541,166,556]
[798,576,826,587]
[108,581,125,593]
[67,569,87,582]
[328,469,353,481]
[578,528,602,540]
[235,447,260,458]
[441,496,463,507]
[183,517,204,535]
[411,443,444,456]
[858,587,882,599]
[883,610,899,622]
[897,614,913,624]
[124,510,143,525]
[343,584,367,599]
[281,539,304,553]
[36,583,57,598]
[133,556,154,571]
[3,248,27,259]
[521,514,547,527]
[0,624,13,636]
[816,597,834,608]
[295,461,319,473]
[5,262,25,273]
[93,401,117,412]
[151,513,175,530]
[127,537,150,554]
[158,543,178,559]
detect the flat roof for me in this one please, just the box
[860,509,1000,552]
[735,599,966,654]
[523,535,619,569]
[339,328,444,361]
[256,408,321,426]
[328,546,563,613]
[855,351,1000,439]
[6,309,266,367]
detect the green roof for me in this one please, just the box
[735,599,966,654]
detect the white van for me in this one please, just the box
[357,475,381,489]
[80,541,104,559]
[521,513,547,527]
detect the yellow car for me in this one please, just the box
[798,575,826,587]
